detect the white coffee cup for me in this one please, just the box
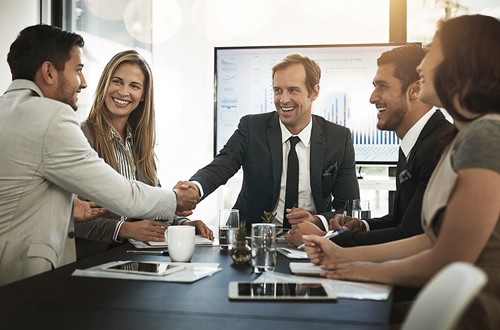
[166,226,195,262]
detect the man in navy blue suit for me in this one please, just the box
[286,45,454,247]
[189,54,360,229]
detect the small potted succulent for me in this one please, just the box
[230,220,252,265]
[260,211,277,224]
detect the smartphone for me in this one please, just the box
[228,282,337,301]
[102,261,184,276]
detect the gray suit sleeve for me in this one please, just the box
[41,108,177,220]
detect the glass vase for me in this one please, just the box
[230,240,252,265]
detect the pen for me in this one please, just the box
[339,200,349,226]
[297,230,347,250]
[126,250,169,256]
[284,203,299,226]
[287,203,298,218]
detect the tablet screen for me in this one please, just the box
[102,261,184,276]
[228,282,336,300]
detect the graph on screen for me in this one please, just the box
[214,43,419,164]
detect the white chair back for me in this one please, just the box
[402,262,487,330]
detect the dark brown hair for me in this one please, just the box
[434,15,500,122]
[7,24,84,81]
[377,44,426,94]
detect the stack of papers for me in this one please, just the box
[277,247,308,259]
[289,262,322,275]
[254,271,392,300]
[72,261,221,283]
[129,235,214,249]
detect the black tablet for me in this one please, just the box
[228,281,336,301]
[102,261,184,276]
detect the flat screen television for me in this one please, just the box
[214,43,420,164]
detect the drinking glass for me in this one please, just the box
[251,223,277,273]
[352,199,371,220]
[218,209,239,250]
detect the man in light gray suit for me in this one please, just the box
[0,25,198,286]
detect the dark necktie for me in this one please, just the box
[284,136,300,228]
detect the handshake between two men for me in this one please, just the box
[74,180,202,223]
[172,180,202,216]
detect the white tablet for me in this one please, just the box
[102,261,184,276]
[228,282,336,301]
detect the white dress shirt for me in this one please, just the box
[275,119,329,230]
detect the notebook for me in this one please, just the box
[148,235,214,247]
[129,235,214,249]
[277,247,309,259]
[289,262,325,276]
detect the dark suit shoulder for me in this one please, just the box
[240,112,278,125]
[406,110,453,166]
[419,110,454,140]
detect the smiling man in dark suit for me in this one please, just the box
[189,53,360,229]
[286,44,454,247]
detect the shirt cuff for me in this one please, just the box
[316,215,329,231]
[360,219,370,231]
[192,181,204,198]
[113,219,125,242]
[173,217,190,225]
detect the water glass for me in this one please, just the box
[218,209,239,250]
[251,223,277,273]
[352,199,371,220]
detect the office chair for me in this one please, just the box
[401,262,487,330]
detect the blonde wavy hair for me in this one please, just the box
[85,50,158,186]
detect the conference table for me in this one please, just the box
[0,243,392,329]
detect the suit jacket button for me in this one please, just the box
[68,231,75,239]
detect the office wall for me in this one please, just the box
[0,0,39,93]
[149,0,390,226]
[0,0,392,229]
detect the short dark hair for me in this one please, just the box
[7,24,85,81]
[272,53,321,96]
[434,15,500,122]
[377,44,425,94]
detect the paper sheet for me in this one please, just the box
[277,247,309,259]
[129,235,214,249]
[253,271,392,300]
[72,261,221,283]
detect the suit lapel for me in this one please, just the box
[406,110,445,166]
[309,117,325,207]
[393,110,446,210]
[267,113,284,204]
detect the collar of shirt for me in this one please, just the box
[279,117,313,146]
[400,109,435,159]
[110,126,134,146]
